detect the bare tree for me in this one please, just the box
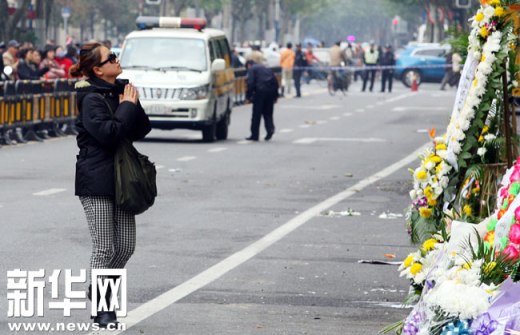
[231,0,254,44]
[0,0,32,41]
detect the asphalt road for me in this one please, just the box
[0,79,457,334]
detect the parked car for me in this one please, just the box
[394,44,450,87]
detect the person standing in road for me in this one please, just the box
[439,51,453,91]
[69,42,151,329]
[293,43,307,98]
[362,41,379,92]
[245,60,279,141]
[380,44,395,93]
[231,48,243,68]
[279,42,295,97]
[329,41,348,90]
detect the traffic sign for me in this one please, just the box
[61,7,71,19]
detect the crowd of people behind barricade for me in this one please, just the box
[233,39,398,97]
[0,39,115,82]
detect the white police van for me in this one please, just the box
[119,17,235,142]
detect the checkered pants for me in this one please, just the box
[79,196,136,277]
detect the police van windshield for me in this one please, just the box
[120,37,207,72]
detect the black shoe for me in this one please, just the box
[295,95,301,98]
[245,136,258,141]
[265,133,273,141]
[93,311,118,328]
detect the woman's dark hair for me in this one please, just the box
[69,42,103,78]
[18,47,34,60]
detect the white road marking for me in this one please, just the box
[329,116,340,121]
[90,142,429,335]
[385,92,415,103]
[416,129,429,133]
[293,137,387,144]
[156,165,165,170]
[237,140,253,144]
[281,104,338,110]
[208,147,228,153]
[33,188,66,196]
[355,109,365,113]
[316,120,328,125]
[392,106,446,112]
[299,124,311,128]
[177,156,196,162]
[343,112,353,117]
[366,105,374,109]
[279,129,294,133]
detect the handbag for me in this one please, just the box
[114,138,157,215]
[95,93,157,215]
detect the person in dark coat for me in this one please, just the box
[69,42,151,329]
[17,48,49,80]
[293,43,307,98]
[245,60,278,141]
[380,44,395,93]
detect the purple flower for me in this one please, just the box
[471,313,498,335]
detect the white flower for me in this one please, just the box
[484,134,496,141]
[409,190,417,200]
[451,141,462,154]
[477,147,487,156]
[484,6,495,19]
[513,80,519,88]
[434,187,443,196]
[425,281,490,320]
[425,160,435,171]
[439,177,449,188]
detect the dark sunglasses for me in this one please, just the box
[98,53,118,66]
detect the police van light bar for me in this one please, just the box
[136,16,206,31]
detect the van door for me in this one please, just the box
[215,38,234,115]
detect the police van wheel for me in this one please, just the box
[216,113,229,140]
[202,123,216,142]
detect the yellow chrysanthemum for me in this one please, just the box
[416,170,427,181]
[479,135,485,143]
[483,126,489,133]
[436,164,443,174]
[475,12,485,22]
[403,255,414,268]
[430,155,442,163]
[480,26,489,38]
[490,0,500,5]
[422,238,437,252]
[410,263,423,275]
[481,55,486,62]
[435,143,447,151]
[419,207,432,218]
[424,186,433,199]
[427,198,438,206]
[495,6,504,16]
[463,262,472,270]
[473,79,478,87]
[472,186,480,194]
[483,261,497,274]
[463,204,473,216]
